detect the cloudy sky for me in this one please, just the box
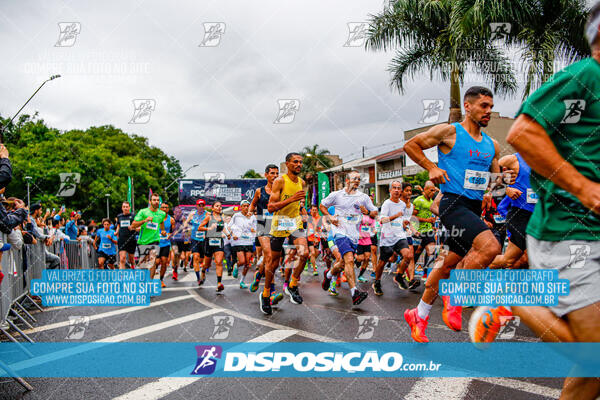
[0,0,566,179]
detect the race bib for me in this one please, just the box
[120,220,130,228]
[526,188,538,204]
[146,222,158,231]
[193,230,205,240]
[360,226,370,232]
[463,170,490,191]
[160,234,168,240]
[391,220,403,227]
[308,228,314,235]
[344,214,361,224]
[277,217,296,231]
[263,211,273,217]
[493,214,506,224]
[209,238,221,246]
[241,234,251,240]
[102,243,111,249]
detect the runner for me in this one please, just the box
[130,193,167,270]
[402,86,507,342]
[94,218,117,270]
[183,199,207,285]
[323,207,343,296]
[115,201,136,270]
[153,202,174,288]
[372,181,413,296]
[469,12,600,399]
[170,206,191,280]
[260,153,307,315]
[319,170,377,307]
[400,185,419,289]
[249,164,279,296]
[412,181,438,280]
[228,200,257,289]
[198,201,228,292]
[356,212,375,283]
[307,205,323,276]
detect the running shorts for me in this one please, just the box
[357,244,371,255]
[173,241,191,253]
[97,251,116,265]
[506,207,532,252]
[158,245,171,259]
[416,230,436,247]
[205,238,225,257]
[191,239,205,257]
[370,235,378,246]
[527,236,600,317]
[334,236,357,256]
[270,230,306,253]
[439,193,489,257]
[379,239,409,262]
[118,235,137,255]
[232,245,253,254]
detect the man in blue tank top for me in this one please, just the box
[402,86,511,343]
[153,202,175,288]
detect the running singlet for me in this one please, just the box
[412,195,434,233]
[206,214,225,246]
[256,187,272,223]
[159,216,172,247]
[190,211,206,241]
[438,122,495,200]
[116,213,135,239]
[134,208,167,245]
[307,217,322,242]
[97,229,117,255]
[270,174,303,237]
[509,153,536,213]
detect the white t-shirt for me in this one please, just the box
[380,198,407,246]
[320,189,377,244]
[228,212,257,246]
[403,201,414,238]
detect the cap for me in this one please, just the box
[70,211,78,217]
[327,206,335,215]
[53,215,61,221]
[196,199,206,206]
[240,200,250,206]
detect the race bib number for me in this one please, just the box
[344,214,361,224]
[146,222,158,231]
[526,188,539,204]
[193,230,205,240]
[463,170,490,191]
[277,217,296,231]
[263,211,273,217]
[360,226,370,232]
[102,243,111,249]
[391,220,403,227]
[493,214,506,224]
[209,238,221,246]
[241,234,251,240]
[120,220,130,228]
[159,234,168,240]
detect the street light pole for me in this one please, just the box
[0,75,61,142]
[24,176,32,208]
[105,194,110,219]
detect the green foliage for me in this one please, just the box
[241,169,263,179]
[300,144,333,179]
[403,170,429,189]
[2,113,183,220]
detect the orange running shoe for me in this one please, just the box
[161,280,166,288]
[469,306,514,344]
[442,296,462,331]
[404,308,429,343]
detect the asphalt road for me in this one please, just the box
[1,266,564,400]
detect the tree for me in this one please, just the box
[2,113,184,220]
[366,0,517,123]
[241,169,263,179]
[403,170,429,190]
[452,0,590,99]
[299,144,333,178]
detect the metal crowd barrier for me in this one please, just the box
[0,235,99,391]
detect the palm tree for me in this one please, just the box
[452,0,590,100]
[366,0,517,123]
[299,144,333,206]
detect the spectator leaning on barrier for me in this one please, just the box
[28,203,60,269]
[65,211,80,241]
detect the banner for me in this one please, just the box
[179,179,267,206]
[127,176,132,205]
[317,172,330,204]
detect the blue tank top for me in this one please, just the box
[190,211,206,241]
[438,123,496,200]
[509,153,536,212]
[160,216,172,247]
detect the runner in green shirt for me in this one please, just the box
[130,193,167,268]
[412,181,438,277]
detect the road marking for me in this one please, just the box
[23,294,194,334]
[405,378,472,400]
[113,329,297,400]
[475,377,561,398]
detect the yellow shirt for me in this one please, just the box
[270,174,304,237]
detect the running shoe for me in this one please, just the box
[270,292,284,306]
[286,285,303,304]
[469,306,514,344]
[357,276,368,283]
[404,308,429,343]
[0,270,4,286]
[328,281,338,296]
[393,274,408,290]
[172,271,178,281]
[161,281,166,288]
[183,266,188,272]
[372,280,383,296]
[249,272,261,292]
[232,264,238,278]
[260,292,272,315]
[283,282,289,294]
[312,267,318,276]
[321,269,331,291]
[197,279,204,286]
[442,296,462,331]
[370,271,376,278]
[351,289,368,306]
[408,278,421,290]
[216,282,225,292]
[239,281,248,289]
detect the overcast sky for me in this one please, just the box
[0,0,576,179]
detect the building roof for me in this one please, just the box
[321,156,375,173]
[374,147,405,162]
